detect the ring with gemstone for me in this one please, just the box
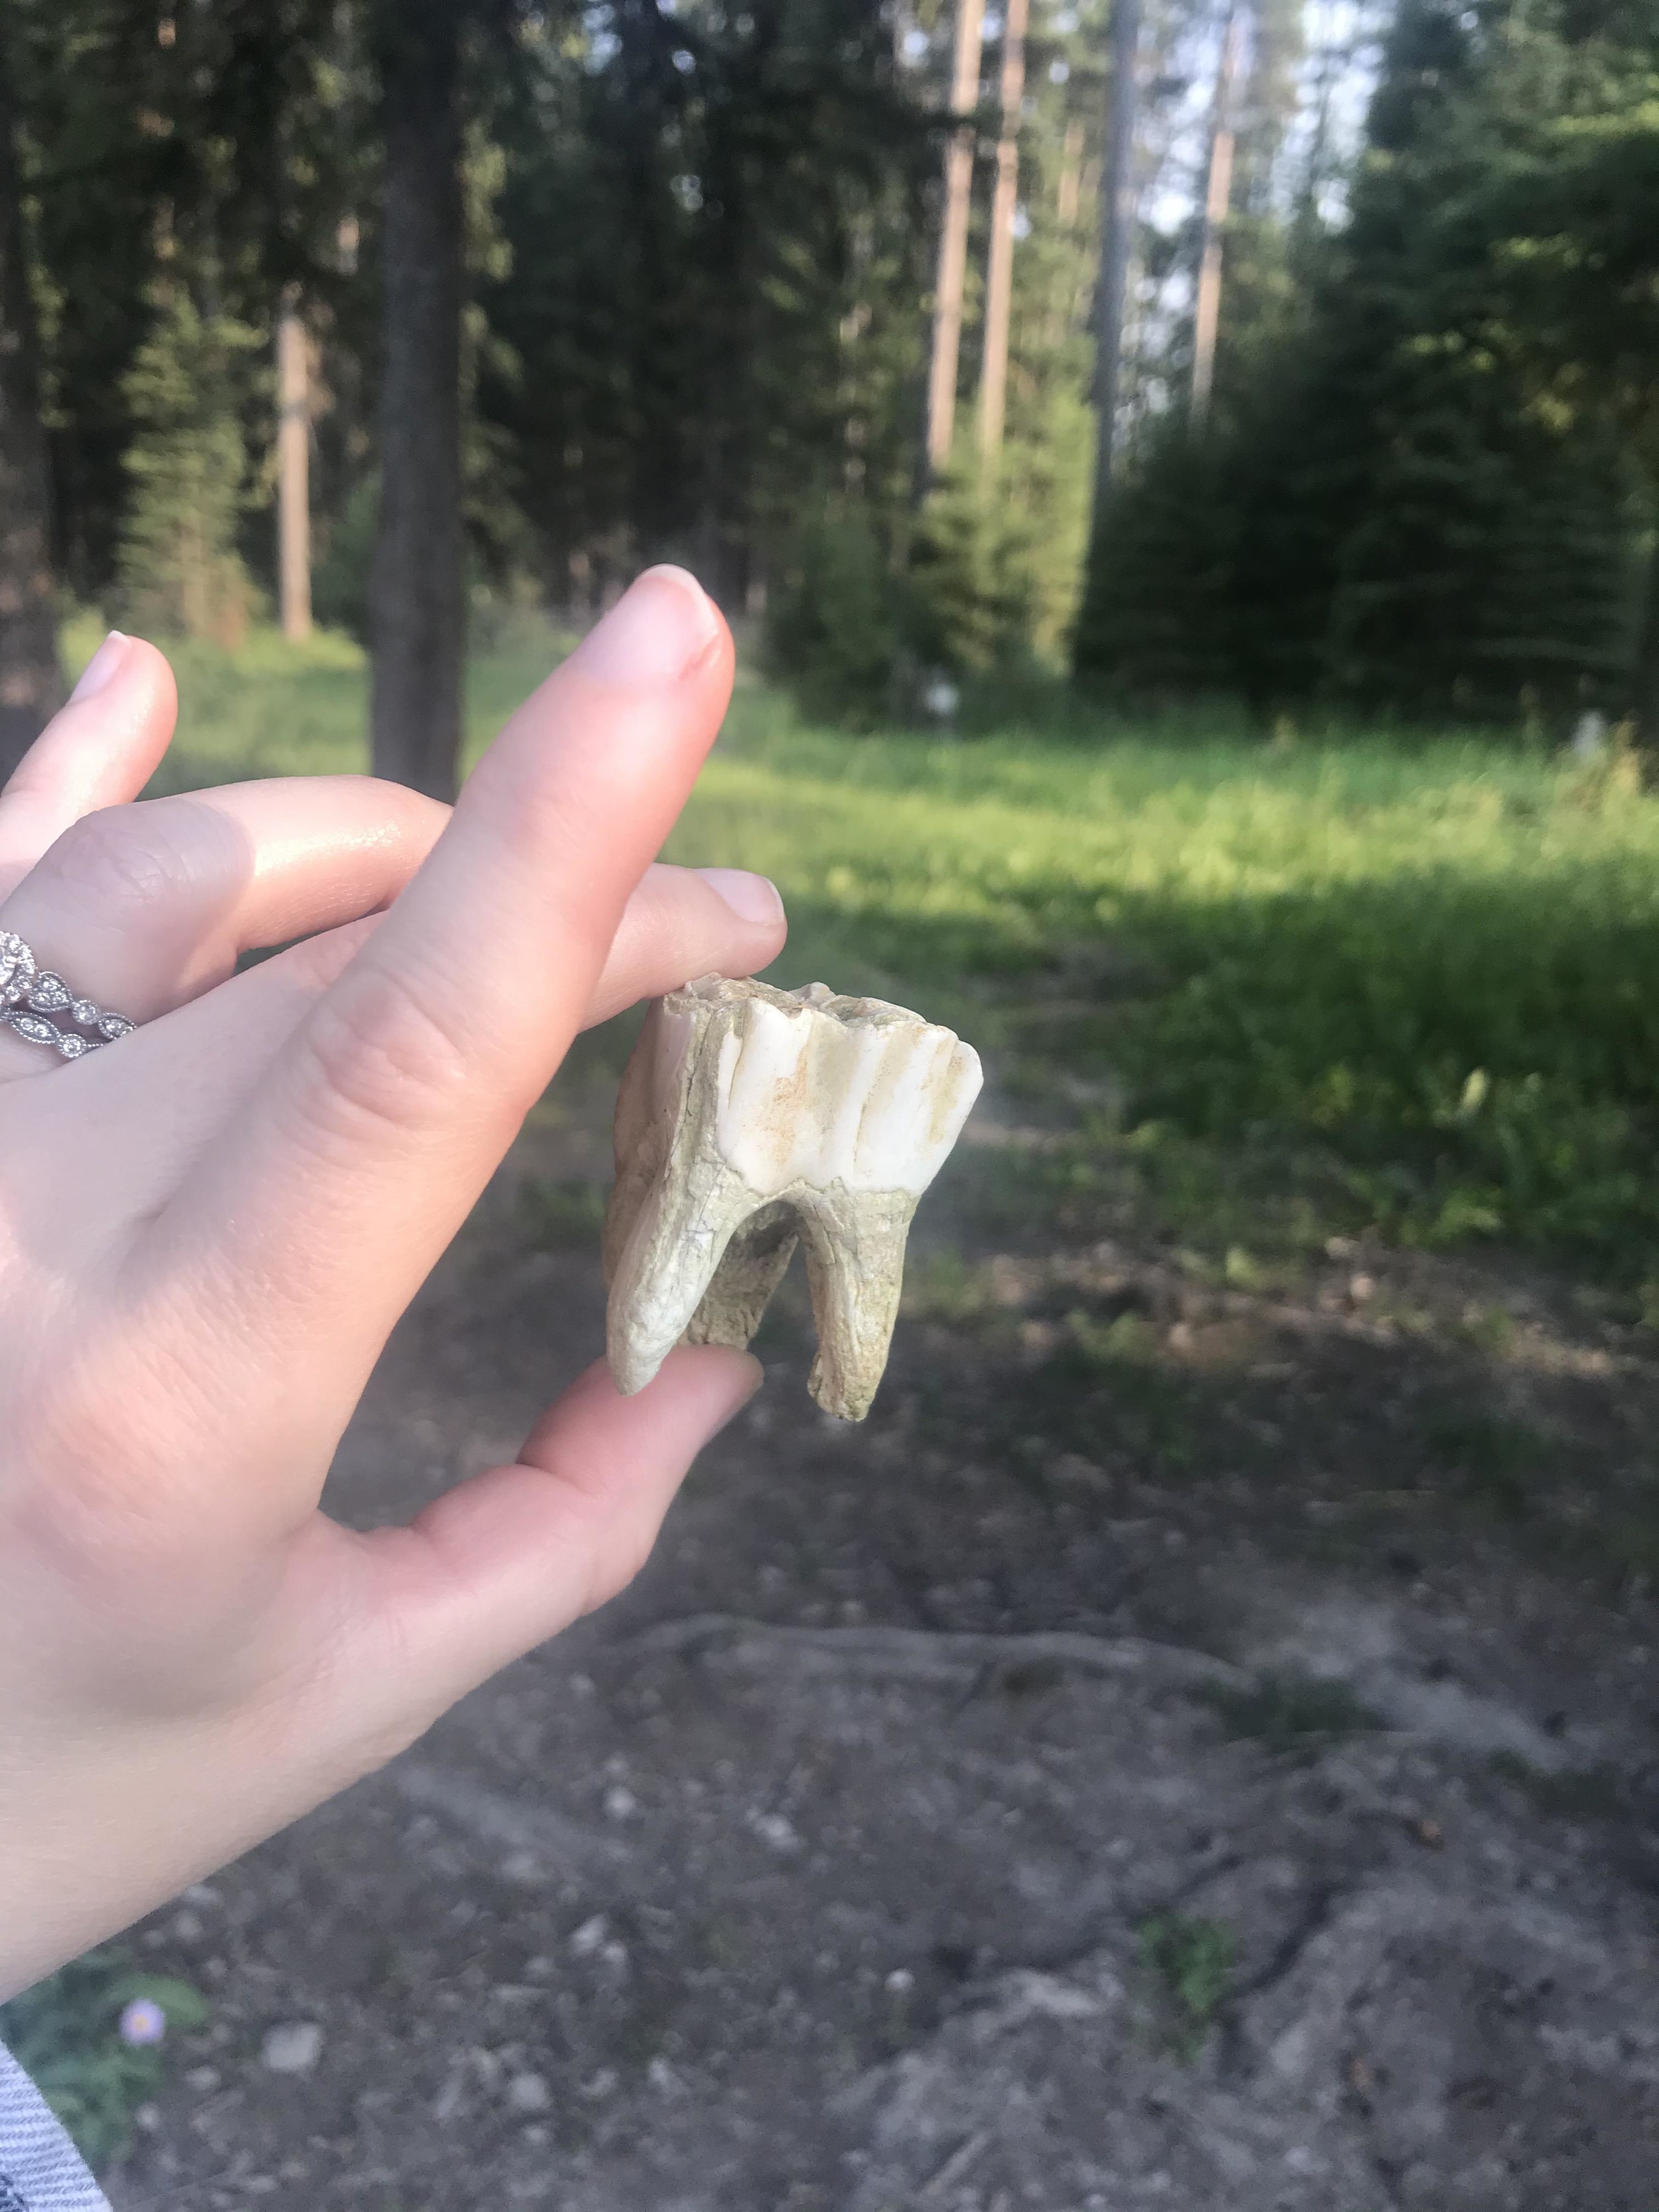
[0,930,137,1060]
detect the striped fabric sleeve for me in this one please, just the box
[0,2044,111,2212]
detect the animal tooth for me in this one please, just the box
[603,976,983,1420]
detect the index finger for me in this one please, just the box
[153,568,735,1374]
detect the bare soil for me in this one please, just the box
[107,1063,1659,2212]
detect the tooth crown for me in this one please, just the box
[604,977,983,1420]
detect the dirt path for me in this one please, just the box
[106,1067,1659,2212]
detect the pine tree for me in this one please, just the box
[117,285,257,645]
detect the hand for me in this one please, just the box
[0,571,785,2000]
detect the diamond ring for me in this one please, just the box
[0,930,137,1060]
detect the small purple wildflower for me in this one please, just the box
[118,1997,166,2048]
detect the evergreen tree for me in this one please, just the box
[117,285,258,644]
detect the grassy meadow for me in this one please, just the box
[70,614,1659,1298]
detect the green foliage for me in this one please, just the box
[312,473,379,644]
[0,1950,207,2172]
[1137,1914,1235,2059]
[1077,0,1658,726]
[98,622,1659,1282]
[764,510,911,726]
[117,286,259,644]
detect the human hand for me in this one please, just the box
[0,571,784,2000]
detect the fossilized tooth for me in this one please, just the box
[604,976,983,1421]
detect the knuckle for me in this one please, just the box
[41,802,198,919]
[296,978,477,1144]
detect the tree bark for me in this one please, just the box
[371,0,465,801]
[925,0,985,475]
[0,38,63,782]
[1632,518,1659,749]
[1190,3,1241,430]
[977,0,1029,461]
[1088,0,1140,534]
[276,291,312,640]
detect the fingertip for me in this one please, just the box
[695,868,786,932]
[567,567,726,688]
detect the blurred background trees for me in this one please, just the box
[1,0,1656,785]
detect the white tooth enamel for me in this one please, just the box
[603,975,983,1421]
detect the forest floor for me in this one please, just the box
[102,1045,1659,2212]
[24,628,1659,2208]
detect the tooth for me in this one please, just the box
[603,977,983,1420]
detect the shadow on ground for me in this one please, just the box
[106,1063,1659,2212]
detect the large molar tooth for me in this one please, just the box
[604,975,982,1418]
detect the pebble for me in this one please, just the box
[603,1785,639,1821]
[260,2022,324,2075]
[185,2067,221,2093]
[569,1914,609,1957]
[506,2071,551,2114]
[750,1811,801,1854]
[884,1968,915,1995]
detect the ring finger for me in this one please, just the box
[0,778,446,1077]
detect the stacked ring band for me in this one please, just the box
[0,930,137,1060]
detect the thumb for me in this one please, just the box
[323,1347,761,1741]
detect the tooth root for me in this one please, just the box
[683,1201,800,1353]
[794,1189,919,1422]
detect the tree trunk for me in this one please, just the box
[1632,520,1659,749]
[276,290,312,640]
[925,0,985,475]
[977,0,1029,461]
[1088,0,1140,534]
[1190,3,1241,430]
[0,39,63,782]
[371,0,465,801]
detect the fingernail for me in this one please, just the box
[69,631,130,702]
[696,868,785,928]
[570,568,721,686]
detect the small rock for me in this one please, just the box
[603,1785,638,1821]
[185,2067,221,2094]
[884,1968,915,1995]
[170,1909,204,1943]
[133,2103,163,2134]
[260,2022,323,2076]
[501,1849,541,1883]
[1408,1816,1446,1849]
[569,1914,609,1958]
[647,2056,686,2097]
[750,1811,801,1854]
[182,1884,221,1908]
[1349,1272,1376,1303]
[580,2067,619,2101]
[506,2071,551,2114]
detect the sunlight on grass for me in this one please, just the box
[95,618,1659,1278]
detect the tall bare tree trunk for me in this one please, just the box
[0,41,62,782]
[1190,3,1241,430]
[925,0,985,474]
[371,0,465,801]
[977,0,1029,461]
[276,290,312,640]
[1088,0,1140,539]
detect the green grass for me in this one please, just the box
[0,1950,206,2169]
[1136,1913,1235,2059]
[77,614,1659,1281]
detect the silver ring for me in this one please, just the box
[0,930,136,1060]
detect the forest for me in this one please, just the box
[3,0,1657,791]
